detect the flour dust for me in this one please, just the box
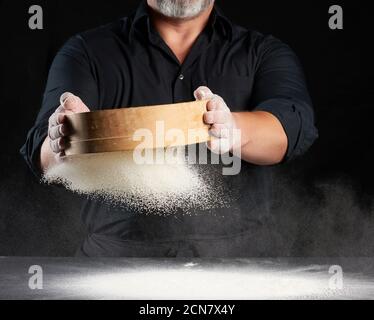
[43,148,229,214]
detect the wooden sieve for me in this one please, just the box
[64,100,210,156]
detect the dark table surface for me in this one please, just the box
[1,257,374,300]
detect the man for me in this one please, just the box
[21,0,318,257]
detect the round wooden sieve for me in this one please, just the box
[65,100,210,156]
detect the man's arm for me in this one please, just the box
[196,36,318,165]
[232,111,288,165]
[195,88,287,165]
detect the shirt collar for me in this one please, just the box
[129,0,234,42]
[132,0,149,28]
[212,4,234,40]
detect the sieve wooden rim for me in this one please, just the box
[65,100,210,156]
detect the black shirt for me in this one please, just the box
[21,1,318,242]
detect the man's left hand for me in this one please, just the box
[194,86,239,154]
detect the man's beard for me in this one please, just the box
[155,0,215,19]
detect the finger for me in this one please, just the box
[55,103,75,116]
[49,124,66,141]
[209,124,230,139]
[54,151,68,163]
[207,95,228,111]
[61,93,78,110]
[207,137,232,155]
[49,124,68,141]
[194,86,214,101]
[49,137,65,154]
[55,105,65,114]
[60,92,90,113]
[204,111,231,125]
[49,113,66,127]
[60,92,72,105]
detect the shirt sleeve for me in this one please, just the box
[20,35,99,179]
[251,35,318,161]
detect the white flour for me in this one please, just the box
[43,149,228,214]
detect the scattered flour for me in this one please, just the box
[43,148,229,214]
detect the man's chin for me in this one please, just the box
[155,0,214,19]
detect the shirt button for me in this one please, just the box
[178,74,184,80]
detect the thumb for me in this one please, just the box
[60,92,90,113]
[194,86,214,101]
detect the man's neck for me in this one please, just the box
[148,4,214,64]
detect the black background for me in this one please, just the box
[0,0,373,256]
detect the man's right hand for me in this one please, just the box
[40,93,90,171]
[48,92,90,156]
